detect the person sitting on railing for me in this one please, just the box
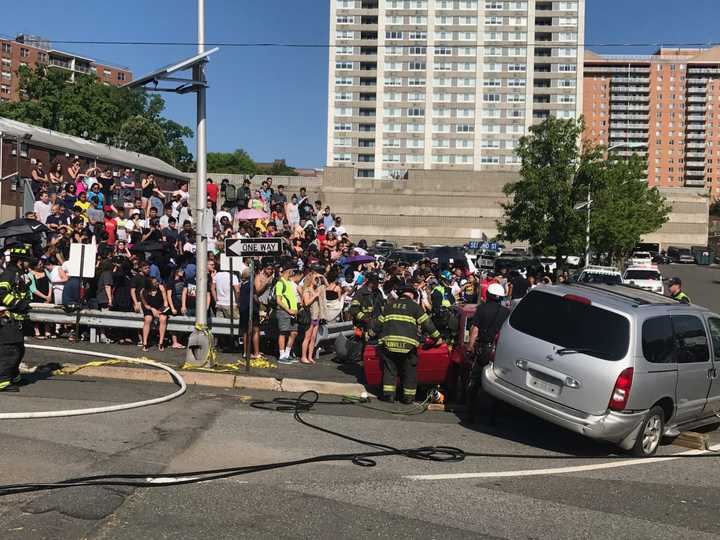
[140,276,170,352]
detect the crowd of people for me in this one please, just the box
[11,159,569,367]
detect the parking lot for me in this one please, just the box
[659,263,720,312]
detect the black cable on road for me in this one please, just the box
[0,391,718,497]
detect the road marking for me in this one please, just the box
[405,444,720,481]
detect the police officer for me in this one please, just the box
[465,283,510,417]
[349,271,385,339]
[0,245,33,392]
[377,284,441,403]
[668,277,690,304]
[430,270,458,345]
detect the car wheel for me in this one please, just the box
[631,406,665,457]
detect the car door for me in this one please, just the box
[703,317,720,415]
[671,314,713,424]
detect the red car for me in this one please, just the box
[362,304,477,402]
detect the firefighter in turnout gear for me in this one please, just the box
[430,270,459,347]
[349,272,385,340]
[378,284,441,403]
[0,245,33,392]
[465,282,510,421]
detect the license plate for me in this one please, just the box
[528,375,561,396]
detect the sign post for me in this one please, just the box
[68,243,97,341]
[225,238,282,372]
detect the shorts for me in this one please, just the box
[276,310,298,333]
[218,305,240,319]
[239,310,260,330]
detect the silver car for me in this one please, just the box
[482,283,720,456]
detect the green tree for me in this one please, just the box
[0,65,194,171]
[583,153,671,265]
[498,117,590,269]
[207,148,258,174]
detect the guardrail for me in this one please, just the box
[28,303,354,346]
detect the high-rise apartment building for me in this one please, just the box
[584,47,720,196]
[326,0,585,179]
[0,34,132,103]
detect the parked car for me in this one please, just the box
[623,266,664,294]
[629,251,653,267]
[667,246,695,264]
[652,251,671,265]
[574,265,623,285]
[482,284,720,456]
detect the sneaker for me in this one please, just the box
[99,336,113,344]
[277,357,297,365]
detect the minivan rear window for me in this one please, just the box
[509,291,630,361]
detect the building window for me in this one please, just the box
[456,124,474,133]
[407,108,425,117]
[336,61,354,70]
[1,43,11,55]
[1,71,11,81]
[386,31,403,40]
[20,48,29,59]
[0,84,9,95]
[117,72,126,82]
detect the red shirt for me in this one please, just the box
[104,217,117,245]
[207,183,219,203]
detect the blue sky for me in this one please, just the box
[2,0,720,168]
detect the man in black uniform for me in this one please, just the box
[377,284,441,403]
[349,272,384,340]
[465,282,510,419]
[0,245,33,392]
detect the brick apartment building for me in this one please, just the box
[0,34,132,102]
[584,47,720,198]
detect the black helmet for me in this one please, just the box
[8,244,32,261]
[396,283,418,299]
[366,272,380,284]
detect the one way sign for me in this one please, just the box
[226,238,283,257]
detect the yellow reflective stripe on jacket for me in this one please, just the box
[380,335,420,347]
[382,314,417,325]
[430,329,440,338]
[1,293,15,306]
[417,313,429,325]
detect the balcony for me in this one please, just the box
[686,152,705,158]
[610,103,649,112]
[612,113,649,121]
[358,139,375,148]
[610,132,648,140]
[687,142,706,149]
[612,77,649,84]
[688,105,706,113]
[611,86,650,94]
[686,169,705,177]
[686,123,706,131]
[611,94,650,102]
[687,86,706,94]
[686,114,705,121]
[688,95,707,103]
[48,58,71,69]
[687,132,706,140]
[685,160,706,168]
[688,67,720,74]
[610,123,648,130]
[685,178,706,187]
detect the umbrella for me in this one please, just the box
[345,255,376,264]
[0,218,50,238]
[236,208,269,221]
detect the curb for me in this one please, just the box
[58,363,370,397]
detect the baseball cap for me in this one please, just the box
[669,277,682,286]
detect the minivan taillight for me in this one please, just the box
[609,368,634,411]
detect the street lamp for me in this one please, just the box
[576,141,648,267]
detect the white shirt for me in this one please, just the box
[213,271,239,306]
[34,200,52,223]
[332,225,347,236]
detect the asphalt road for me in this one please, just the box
[658,263,720,312]
[1,374,720,539]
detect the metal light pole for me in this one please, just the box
[194,0,208,328]
[185,0,212,365]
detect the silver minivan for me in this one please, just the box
[482,283,720,456]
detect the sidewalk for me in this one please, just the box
[23,337,369,397]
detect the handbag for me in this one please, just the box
[297,306,311,326]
